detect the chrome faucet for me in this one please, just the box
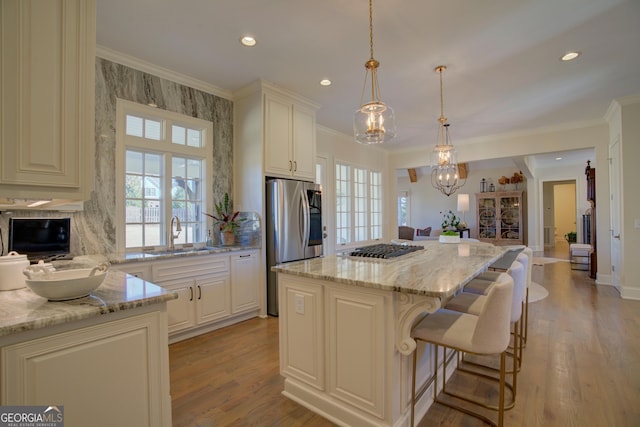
[169,216,182,250]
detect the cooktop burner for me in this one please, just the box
[348,243,424,259]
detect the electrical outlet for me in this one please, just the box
[295,294,305,315]
[635,219,640,229]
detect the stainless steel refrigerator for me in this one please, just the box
[266,178,323,316]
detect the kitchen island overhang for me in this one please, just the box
[272,241,508,427]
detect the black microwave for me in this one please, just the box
[8,218,71,261]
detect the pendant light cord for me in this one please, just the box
[369,0,374,60]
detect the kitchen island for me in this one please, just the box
[272,241,507,427]
[0,270,177,427]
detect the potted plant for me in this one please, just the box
[565,231,577,243]
[206,192,243,245]
[439,211,461,243]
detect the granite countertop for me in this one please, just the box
[0,270,177,337]
[272,241,508,299]
[110,244,261,264]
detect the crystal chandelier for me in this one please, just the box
[353,0,396,145]
[431,65,465,196]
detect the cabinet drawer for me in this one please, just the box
[152,255,229,282]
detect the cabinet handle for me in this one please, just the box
[613,234,620,239]
[293,161,297,171]
[240,254,251,258]
[197,285,202,300]
[289,160,292,171]
[189,286,194,301]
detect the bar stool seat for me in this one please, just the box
[410,272,514,427]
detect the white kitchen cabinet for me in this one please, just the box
[230,250,260,313]
[1,309,171,427]
[152,255,231,336]
[0,0,95,202]
[264,92,317,180]
[114,251,262,342]
[278,274,387,420]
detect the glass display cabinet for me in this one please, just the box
[476,191,525,245]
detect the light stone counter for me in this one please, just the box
[272,240,508,299]
[0,270,177,337]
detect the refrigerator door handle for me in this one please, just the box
[301,188,310,250]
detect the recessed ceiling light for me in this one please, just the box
[561,51,580,61]
[240,35,257,47]
[555,157,563,161]
[320,79,332,86]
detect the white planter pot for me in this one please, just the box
[439,235,461,244]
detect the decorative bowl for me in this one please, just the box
[24,266,107,301]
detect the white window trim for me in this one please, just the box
[115,98,213,253]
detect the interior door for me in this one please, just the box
[609,138,622,290]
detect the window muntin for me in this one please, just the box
[117,99,212,252]
[335,161,383,246]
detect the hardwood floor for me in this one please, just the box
[169,243,640,426]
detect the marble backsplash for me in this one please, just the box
[0,58,234,257]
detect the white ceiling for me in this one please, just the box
[96,0,640,156]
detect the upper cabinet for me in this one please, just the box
[0,0,96,202]
[264,92,317,180]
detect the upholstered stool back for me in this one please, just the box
[470,272,514,354]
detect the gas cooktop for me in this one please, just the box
[347,243,424,259]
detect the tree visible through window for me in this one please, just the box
[117,100,212,251]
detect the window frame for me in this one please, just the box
[115,99,213,253]
[335,159,384,247]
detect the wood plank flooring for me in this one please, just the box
[169,243,640,426]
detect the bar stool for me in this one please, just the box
[474,248,533,348]
[410,272,514,427]
[445,258,527,407]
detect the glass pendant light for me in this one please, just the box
[431,65,465,196]
[354,0,396,145]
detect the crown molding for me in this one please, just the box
[96,45,233,100]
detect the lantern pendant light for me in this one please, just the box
[431,65,465,196]
[354,0,396,145]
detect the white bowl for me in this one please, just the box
[439,235,461,244]
[25,268,107,301]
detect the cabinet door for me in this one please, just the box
[498,195,522,242]
[326,285,386,418]
[477,196,497,240]
[161,280,196,334]
[264,94,294,177]
[279,275,325,390]
[231,252,260,313]
[195,274,231,323]
[0,0,95,199]
[292,105,316,180]
[1,311,170,427]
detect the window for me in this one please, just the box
[398,191,410,226]
[335,161,383,246]
[116,100,213,252]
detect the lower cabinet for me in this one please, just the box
[114,250,261,342]
[160,273,231,334]
[279,274,387,420]
[1,309,171,427]
[230,251,260,313]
